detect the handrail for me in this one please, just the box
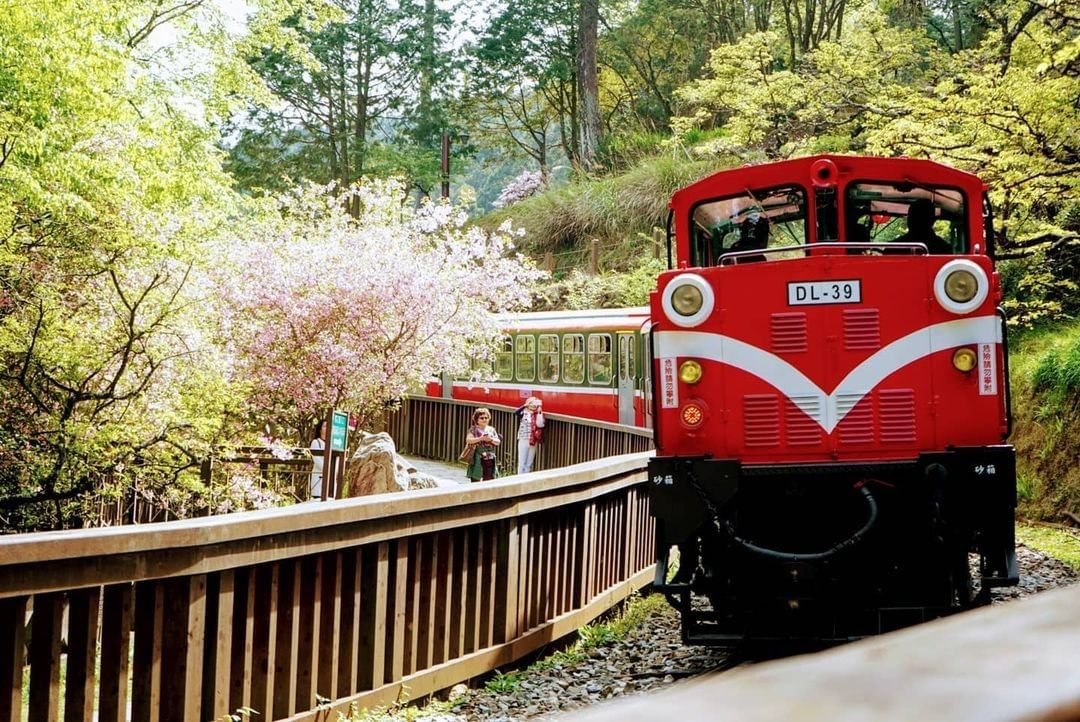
[718,241,930,265]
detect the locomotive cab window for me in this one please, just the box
[588,334,613,385]
[538,334,560,382]
[845,183,966,254]
[495,336,514,380]
[515,335,536,382]
[563,334,585,384]
[691,185,808,266]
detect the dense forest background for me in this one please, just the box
[1,0,1077,531]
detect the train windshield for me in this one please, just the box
[846,183,967,254]
[691,185,808,266]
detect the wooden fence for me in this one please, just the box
[0,451,655,722]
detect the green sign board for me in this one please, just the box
[331,410,349,452]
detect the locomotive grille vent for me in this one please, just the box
[743,394,780,447]
[834,389,918,445]
[771,313,808,354]
[785,396,823,446]
[843,308,881,351]
[835,392,874,445]
[878,388,917,443]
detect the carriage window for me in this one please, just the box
[563,334,585,384]
[588,334,613,385]
[538,334,560,382]
[846,183,966,254]
[495,336,514,380]
[515,335,536,382]
[691,185,808,266]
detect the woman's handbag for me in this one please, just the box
[458,444,476,464]
[529,425,544,446]
[479,451,497,479]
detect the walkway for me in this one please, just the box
[403,454,469,485]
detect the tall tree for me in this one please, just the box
[578,0,602,168]
[471,0,582,167]
[600,0,714,138]
[777,0,849,65]
[671,0,773,45]
[228,0,455,195]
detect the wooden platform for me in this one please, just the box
[563,585,1080,722]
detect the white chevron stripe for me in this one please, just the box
[655,315,1001,434]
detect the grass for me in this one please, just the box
[529,592,669,672]
[1006,320,1080,521]
[1016,522,1080,572]
[478,154,723,269]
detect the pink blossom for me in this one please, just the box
[213,180,544,427]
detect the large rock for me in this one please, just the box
[345,432,410,496]
[344,432,456,496]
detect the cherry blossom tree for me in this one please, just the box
[215,179,545,432]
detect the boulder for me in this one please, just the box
[345,432,409,496]
[344,431,458,496]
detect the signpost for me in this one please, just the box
[331,410,349,451]
[320,409,350,500]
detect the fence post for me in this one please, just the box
[544,252,554,274]
[653,228,664,260]
[589,239,599,274]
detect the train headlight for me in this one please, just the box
[944,270,978,303]
[953,347,977,372]
[934,260,989,315]
[661,273,714,328]
[672,285,703,316]
[679,360,703,384]
[680,402,705,428]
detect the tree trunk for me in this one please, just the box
[577,0,601,170]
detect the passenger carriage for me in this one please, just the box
[426,307,652,427]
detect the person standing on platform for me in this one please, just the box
[309,420,326,500]
[514,397,545,475]
[465,408,501,482]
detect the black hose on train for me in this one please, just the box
[714,482,880,563]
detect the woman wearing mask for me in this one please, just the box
[514,397,545,474]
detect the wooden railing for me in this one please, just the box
[0,452,655,722]
[386,396,654,472]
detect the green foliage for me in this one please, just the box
[1009,322,1080,521]
[0,1,255,530]
[214,706,259,722]
[484,669,525,694]
[999,257,1074,330]
[228,0,456,196]
[672,19,934,160]
[536,257,664,311]
[480,155,721,256]
[531,592,668,672]
[1032,332,1080,406]
[1016,523,1080,572]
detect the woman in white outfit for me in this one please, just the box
[309,421,325,499]
[515,397,545,474]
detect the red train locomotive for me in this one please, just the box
[648,155,1017,645]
